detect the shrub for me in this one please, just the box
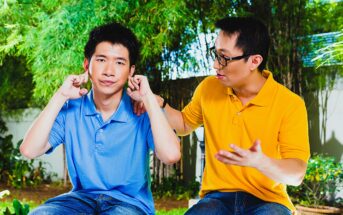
[288,154,343,207]
[152,175,200,200]
[0,134,55,188]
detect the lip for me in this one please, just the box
[216,73,225,80]
[99,80,116,86]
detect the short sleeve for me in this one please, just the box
[279,98,310,163]
[47,103,67,154]
[181,79,205,129]
[142,113,155,151]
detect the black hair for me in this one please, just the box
[84,22,139,66]
[215,17,270,71]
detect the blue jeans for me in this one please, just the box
[185,191,291,215]
[29,191,146,215]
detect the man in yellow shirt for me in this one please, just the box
[130,16,310,214]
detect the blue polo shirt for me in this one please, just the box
[48,90,155,214]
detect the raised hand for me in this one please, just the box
[127,75,153,102]
[58,71,89,99]
[215,139,265,168]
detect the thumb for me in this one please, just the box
[250,139,261,152]
[79,88,88,96]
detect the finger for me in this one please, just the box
[215,153,240,165]
[130,76,140,90]
[217,150,243,162]
[72,76,82,87]
[131,78,140,90]
[229,144,248,157]
[82,71,89,84]
[250,139,262,152]
[127,88,133,96]
[78,75,85,86]
[128,77,135,90]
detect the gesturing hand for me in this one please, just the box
[215,139,266,169]
[59,71,89,99]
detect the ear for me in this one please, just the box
[83,58,89,72]
[129,65,135,77]
[249,55,263,71]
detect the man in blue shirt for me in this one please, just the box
[20,22,180,215]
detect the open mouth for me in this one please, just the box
[216,74,225,79]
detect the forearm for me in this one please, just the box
[20,90,68,159]
[257,156,307,186]
[155,95,193,136]
[143,92,181,164]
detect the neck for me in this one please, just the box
[92,89,123,120]
[233,70,266,105]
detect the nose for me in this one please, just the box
[213,58,221,70]
[103,62,115,77]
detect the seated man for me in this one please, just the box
[132,17,310,215]
[20,22,180,215]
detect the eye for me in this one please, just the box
[96,58,105,62]
[116,61,126,65]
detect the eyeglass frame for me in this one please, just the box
[210,46,251,67]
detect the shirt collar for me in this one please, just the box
[83,89,132,123]
[249,70,277,107]
[225,70,277,107]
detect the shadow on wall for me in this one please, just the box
[321,131,343,162]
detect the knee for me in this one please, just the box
[255,203,291,215]
[185,198,230,215]
[29,205,62,215]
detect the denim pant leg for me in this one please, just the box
[185,191,291,215]
[29,192,96,215]
[185,192,234,215]
[243,192,292,215]
[247,202,292,215]
[96,194,146,215]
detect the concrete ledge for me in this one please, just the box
[188,198,200,208]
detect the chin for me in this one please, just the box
[94,86,122,96]
[218,79,232,88]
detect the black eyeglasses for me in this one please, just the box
[210,46,250,67]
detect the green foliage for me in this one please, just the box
[156,208,187,215]
[313,30,343,70]
[2,199,29,215]
[152,175,200,200]
[0,0,342,104]
[288,154,343,207]
[0,0,195,105]
[0,135,55,188]
[0,56,33,111]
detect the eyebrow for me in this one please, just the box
[95,54,128,61]
[216,48,234,56]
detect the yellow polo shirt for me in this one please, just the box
[181,70,310,212]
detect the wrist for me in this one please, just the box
[256,155,270,172]
[155,95,165,108]
[56,88,70,101]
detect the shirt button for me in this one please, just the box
[236,112,241,116]
[99,129,104,133]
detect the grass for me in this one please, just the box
[0,200,38,213]
[157,208,187,215]
[0,200,187,215]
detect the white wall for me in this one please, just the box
[4,108,64,180]
[322,79,343,161]
[322,79,343,198]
